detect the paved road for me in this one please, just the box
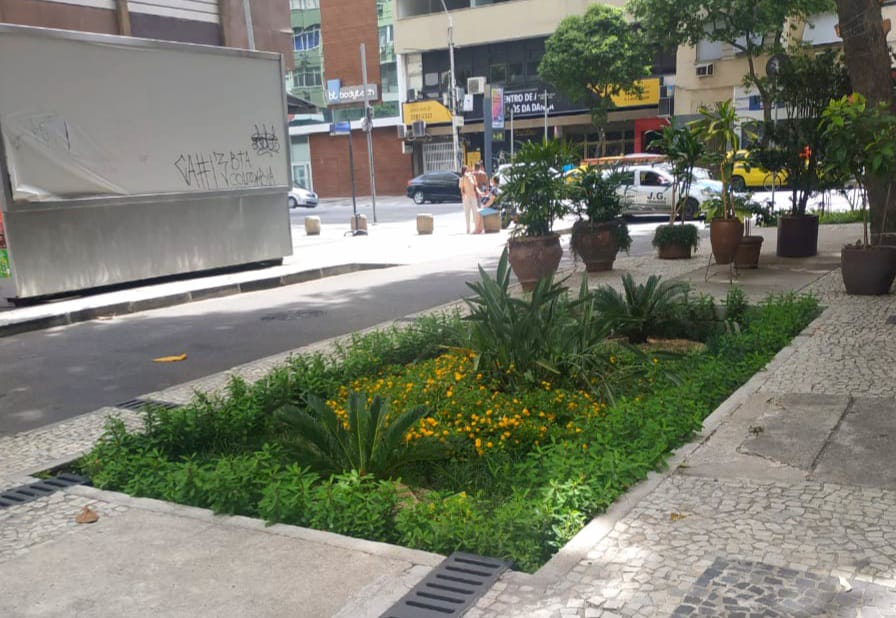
[0,197,705,436]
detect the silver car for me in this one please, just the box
[610,165,721,219]
[288,183,319,208]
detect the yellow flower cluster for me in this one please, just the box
[330,350,606,458]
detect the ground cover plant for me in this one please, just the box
[78,259,819,572]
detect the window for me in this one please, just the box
[292,69,322,87]
[293,26,320,51]
[379,25,393,47]
[508,62,524,84]
[290,0,319,9]
[696,38,723,62]
[489,63,507,85]
[802,13,841,46]
[526,61,540,79]
[376,0,385,17]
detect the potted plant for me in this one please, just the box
[822,93,896,295]
[568,165,631,271]
[649,123,704,259]
[764,49,851,258]
[691,100,745,264]
[652,223,700,259]
[499,139,573,290]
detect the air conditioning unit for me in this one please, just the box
[658,96,674,118]
[695,63,714,78]
[397,124,407,139]
[467,76,486,95]
[406,88,420,102]
[412,119,426,138]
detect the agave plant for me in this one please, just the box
[275,391,440,478]
[592,274,690,344]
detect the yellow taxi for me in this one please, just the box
[730,150,787,191]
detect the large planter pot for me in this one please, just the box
[507,233,563,291]
[656,243,693,259]
[777,214,819,258]
[709,218,744,265]
[841,245,896,295]
[571,221,619,272]
[735,235,764,269]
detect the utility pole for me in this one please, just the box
[510,106,515,160]
[543,90,549,142]
[241,0,255,50]
[484,83,493,176]
[360,43,377,224]
[439,0,461,171]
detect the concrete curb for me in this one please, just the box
[0,262,396,338]
[67,484,446,569]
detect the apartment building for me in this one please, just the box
[393,0,675,174]
[0,0,291,58]
[286,0,408,196]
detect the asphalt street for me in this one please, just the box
[0,198,695,436]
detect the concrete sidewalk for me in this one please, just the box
[2,221,895,617]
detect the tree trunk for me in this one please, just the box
[835,0,896,244]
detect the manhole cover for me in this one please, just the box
[260,309,325,321]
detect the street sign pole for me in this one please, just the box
[360,43,377,224]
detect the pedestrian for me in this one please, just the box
[474,161,489,196]
[458,165,481,234]
[480,175,500,209]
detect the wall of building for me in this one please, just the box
[309,127,410,196]
[0,0,118,34]
[319,0,380,88]
[394,0,624,54]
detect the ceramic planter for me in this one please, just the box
[841,245,896,295]
[777,215,819,258]
[571,221,619,272]
[507,233,563,291]
[734,235,764,269]
[709,218,744,264]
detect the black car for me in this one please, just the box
[406,171,462,204]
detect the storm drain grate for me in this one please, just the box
[0,473,89,509]
[381,552,511,618]
[260,309,326,321]
[115,398,182,411]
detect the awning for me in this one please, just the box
[287,93,317,114]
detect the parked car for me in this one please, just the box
[406,171,462,204]
[730,150,787,191]
[611,165,721,219]
[288,182,319,208]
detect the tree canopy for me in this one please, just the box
[627,0,835,122]
[538,4,651,127]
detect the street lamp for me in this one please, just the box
[438,0,461,172]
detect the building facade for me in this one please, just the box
[0,0,291,59]
[394,0,674,176]
[286,0,408,197]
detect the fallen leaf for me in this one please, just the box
[153,353,188,363]
[75,506,99,524]
[670,512,687,521]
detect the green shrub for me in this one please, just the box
[307,471,399,541]
[257,464,319,526]
[652,223,699,250]
[275,391,440,478]
[592,274,690,344]
[818,209,864,224]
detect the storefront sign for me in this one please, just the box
[504,89,561,117]
[610,78,660,108]
[326,82,379,105]
[402,100,453,124]
[491,87,505,129]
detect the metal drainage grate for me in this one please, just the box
[115,398,182,411]
[260,309,326,321]
[0,473,90,509]
[381,552,511,618]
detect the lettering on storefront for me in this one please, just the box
[505,90,556,116]
[402,100,452,124]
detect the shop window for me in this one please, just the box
[490,63,507,85]
[526,61,540,79]
[508,62,524,85]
